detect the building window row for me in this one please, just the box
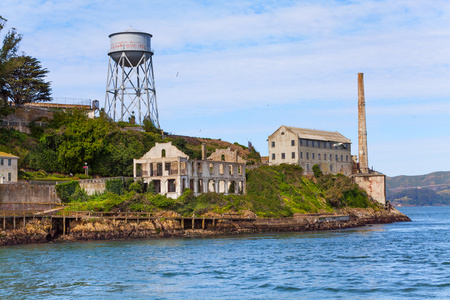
[271,151,349,162]
[0,158,12,166]
[299,139,350,150]
[299,152,349,162]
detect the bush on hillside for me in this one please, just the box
[56,181,80,203]
[105,178,124,195]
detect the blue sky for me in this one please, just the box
[1,0,449,176]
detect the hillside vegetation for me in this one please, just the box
[2,108,378,215]
[1,108,256,177]
[60,164,378,218]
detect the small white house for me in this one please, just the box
[0,151,19,183]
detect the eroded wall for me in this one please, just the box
[352,174,386,205]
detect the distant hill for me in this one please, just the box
[387,171,450,194]
[386,171,450,206]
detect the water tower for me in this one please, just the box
[104,28,160,127]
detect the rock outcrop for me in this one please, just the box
[0,207,410,246]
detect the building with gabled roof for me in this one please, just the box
[268,125,353,175]
[0,152,19,184]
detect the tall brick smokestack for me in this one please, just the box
[358,73,369,173]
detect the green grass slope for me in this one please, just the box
[61,164,378,217]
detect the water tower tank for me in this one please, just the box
[105,27,159,128]
[108,28,152,67]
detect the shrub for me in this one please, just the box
[56,181,80,203]
[18,170,31,180]
[105,178,124,195]
[74,173,92,180]
[36,170,47,178]
[147,180,156,194]
[129,181,143,193]
[312,164,323,178]
[124,178,134,191]
[71,186,88,202]
[151,194,176,209]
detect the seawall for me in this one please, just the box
[0,183,60,211]
[0,207,410,246]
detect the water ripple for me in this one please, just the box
[0,206,449,299]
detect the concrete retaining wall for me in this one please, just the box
[79,179,107,195]
[0,183,61,211]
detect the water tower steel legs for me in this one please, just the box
[104,52,160,128]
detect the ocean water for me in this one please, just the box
[0,206,449,299]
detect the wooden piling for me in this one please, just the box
[63,216,66,236]
[192,218,195,229]
[202,218,205,229]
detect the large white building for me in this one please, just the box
[268,125,353,175]
[0,152,19,183]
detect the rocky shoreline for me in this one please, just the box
[0,207,410,246]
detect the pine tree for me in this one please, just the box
[6,55,51,105]
[0,16,21,115]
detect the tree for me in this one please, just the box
[142,115,160,134]
[312,164,323,178]
[0,16,21,116]
[5,55,51,105]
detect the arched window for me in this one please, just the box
[161,149,166,157]
[221,154,225,161]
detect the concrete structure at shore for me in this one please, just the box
[351,73,386,205]
[133,142,246,198]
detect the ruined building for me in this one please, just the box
[268,125,353,176]
[133,142,246,199]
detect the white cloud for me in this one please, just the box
[1,0,449,175]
